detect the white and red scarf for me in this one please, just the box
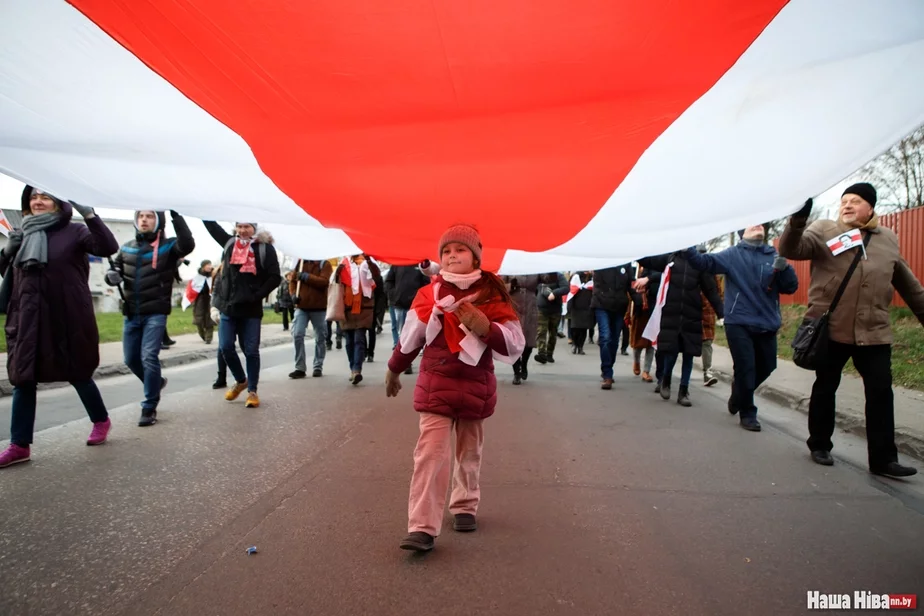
[398,276,524,366]
[562,273,593,315]
[341,257,375,314]
[231,238,257,274]
[641,263,673,348]
[182,274,209,311]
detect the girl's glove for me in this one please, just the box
[385,369,402,397]
[456,302,491,337]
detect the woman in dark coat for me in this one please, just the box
[502,274,539,385]
[193,260,215,343]
[0,186,120,468]
[567,271,594,355]
[334,254,383,384]
[637,252,723,407]
[628,265,660,382]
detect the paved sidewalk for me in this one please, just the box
[0,322,296,397]
[697,342,924,461]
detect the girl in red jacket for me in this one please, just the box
[386,224,525,552]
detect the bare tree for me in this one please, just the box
[857,124,924,212]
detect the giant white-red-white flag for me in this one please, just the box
[1,1,923,272]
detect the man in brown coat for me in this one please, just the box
[779,183,924,478]
[288,259,333,378]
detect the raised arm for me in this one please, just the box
[684,246,731,274]
[170,211,195,257]
[203,221,233,247]
[78,216,120,258]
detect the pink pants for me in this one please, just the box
[407,412,485,536]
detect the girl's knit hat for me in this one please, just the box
[438,224,483,263]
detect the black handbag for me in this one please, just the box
[791,232,871,370]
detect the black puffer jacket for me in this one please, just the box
[637,252,724,356]
[204,222,281,319]
[384,265,430,309]
[111,211,195,317]
[590,264,634,313]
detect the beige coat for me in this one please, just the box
[779,215,924,346]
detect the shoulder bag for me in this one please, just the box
[791,232,871,370]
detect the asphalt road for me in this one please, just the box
[1,339,922,616]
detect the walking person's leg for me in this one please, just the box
[659,352,678,399]
[309,310,328,376]
[677,352,695,406]
[595,309,615,386]
[702,338,717,386]
[806,341,852,464]
[240,317,262,394]
[403,412,454,549]
[449,418,486,531]
[139,314,167,421]
[10,382,38,446]
[122,316,145,383]
[1,383,37,466]
[73,379,111,445]
[291,308,309,377]
[366,327,376,361]
[547,314,561,359]
[852,345,913,476]
[535,313,549,362]
[220,315,248,399]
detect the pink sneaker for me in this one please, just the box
[0,444,31,468]
[86,418,112,446]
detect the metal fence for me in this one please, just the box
[776,206,924,307]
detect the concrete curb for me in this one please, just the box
[695,359,924,463]
[0,335,292,398]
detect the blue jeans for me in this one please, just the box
[220,315,262,392]
[11,380,108,446]
[660,352,694,388]
[594,308,624,380]
[123,314,167,410]
[390,306,408,348]
[292,309,328,372]
[344,329,367,373]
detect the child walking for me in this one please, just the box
[386,224,525,552]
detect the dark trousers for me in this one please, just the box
[725,324,778,420]
[282,307,291,330]
[11,380,108,446]
[660,352,694,388]
[594,308,627,380]
[808,341,897,468]
[219,315,262,392]
[366,327,377,356]
[571,328,587,349]
[619,319,630,353]
[514,346,534,376]
[344,329,367,373]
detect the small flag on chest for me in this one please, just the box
[826,229,863,256]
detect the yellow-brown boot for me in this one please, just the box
[225,381,248,401]
[245,391,260,408]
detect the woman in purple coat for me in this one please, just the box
[0,186,120,468]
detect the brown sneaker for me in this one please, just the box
[632,361,641,376]
[225,381,248,401]
[245,392,260,408]
[601,378,614,390]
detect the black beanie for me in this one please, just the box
[737,229,745,239]
[842,182,877,208]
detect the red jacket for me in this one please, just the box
[387,278,523,421]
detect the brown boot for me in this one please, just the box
[601,378,614,390]
[633,360,641,376]
[641,371,653,383]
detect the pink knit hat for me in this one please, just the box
[438,224,483,263]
